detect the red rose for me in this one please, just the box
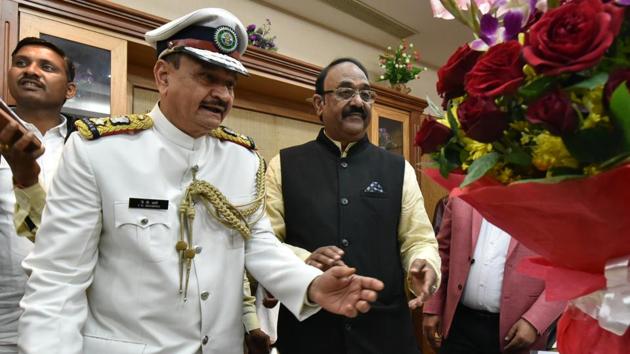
[436,44,482,106]
[457,96,508,143]
[523,0,624,76]
[604,68,630,104]
[414,117,452,153]
[526,90,578,135]
[464,41,525,97]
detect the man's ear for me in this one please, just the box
[313,94,325,120]
[154,59,171,95]
[65,82,77,100]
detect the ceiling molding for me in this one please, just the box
[320,0,416,38]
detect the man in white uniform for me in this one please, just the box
[17,8,384,354]
[0,37,76,354]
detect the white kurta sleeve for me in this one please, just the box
[244,214,322,321]
[18,134,102,354]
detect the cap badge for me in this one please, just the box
[214,26,238,53]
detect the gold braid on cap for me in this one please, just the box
[176,131,265,301]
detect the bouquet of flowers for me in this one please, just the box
[419,1,630,353]
[246,19,278,51]
[378,39,427,90]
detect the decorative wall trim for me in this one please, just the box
[15,0,164,39]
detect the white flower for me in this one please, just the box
[409,43,414,48]
[405,58,410,63]
[387,46,391,50]
[399,44,403,49]
[380,75,385,80]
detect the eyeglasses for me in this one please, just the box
[322,87,377,103]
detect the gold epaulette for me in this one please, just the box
[210,126,256,150]
[74,114,153,140]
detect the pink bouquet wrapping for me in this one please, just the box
[424,164,630,353]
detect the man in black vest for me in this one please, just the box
[265,58,441,354]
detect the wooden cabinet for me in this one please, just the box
[371,104,411,160]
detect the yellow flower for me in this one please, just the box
[582,87,604,115]
[582,113,610,129]
[462,137,493,161]
[583,165,601,176]
[522,64,539,82]
[495,165,515,184]
[531,132,579,172]
[510,121,529,132]
[520,132,534,145]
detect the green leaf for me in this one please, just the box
[461,152,499,187]
[518,76,556,100]
[547,0,561,8]
[567,72,609,90]
[609,82,630,150]
[438,148,455,177]
[563,126,623,164]
[599,152,630,170]
[446,100,460,137]
[505,146,532,166]
[438,141,461,178]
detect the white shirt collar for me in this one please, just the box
[322,129,357,158]
[13,110,67,139]
[150,103,205,150]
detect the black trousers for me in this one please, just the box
[440,304,501,354]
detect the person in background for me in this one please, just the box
[422,197,565,354]
[17,9,384,354]
[0,36,76,354]
[265,57,441,354]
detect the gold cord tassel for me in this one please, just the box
[175,153,266,300]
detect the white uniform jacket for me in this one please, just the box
[18,105,321,354]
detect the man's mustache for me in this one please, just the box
[200,99,228,111]
[18,75,44,89]
[342,106,367,119]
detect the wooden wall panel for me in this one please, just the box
[0,0,18,103]
[227,107,321,163]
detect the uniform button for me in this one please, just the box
[457,284,463,290]
[470,258,475,265]
[202,336,209,345]
[200,291,209,300]
[194,245,203,254]
[140,217,149,226]
[345,323,352,331]
[340,198,349,205]
[340,161,348,168]
[341,239,350,247]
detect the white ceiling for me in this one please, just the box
[255,0,473,68]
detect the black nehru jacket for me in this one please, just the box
[276,129,420,354]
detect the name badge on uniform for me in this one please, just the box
[128,198,169,210]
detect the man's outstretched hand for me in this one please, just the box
[408,259,438,310]
[307,266,384,318]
